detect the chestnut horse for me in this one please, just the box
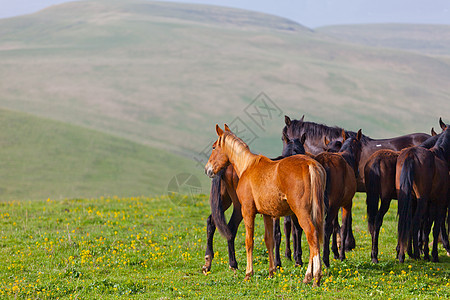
[205,124,326,286]
[396,122,450,263]
[203,133,305,274]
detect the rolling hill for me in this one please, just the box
[317,24,450,56]
[0,108,208,201]
[0,0,449,200]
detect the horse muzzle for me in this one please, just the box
[204,164,216,178]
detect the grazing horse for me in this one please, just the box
[283,115,430,192]
[203,133,306,274]
[396,122,450,263]
[205,124,326,286]
[316,129,362,267]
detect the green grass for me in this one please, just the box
[1,193,449,299]
[0,108,208,201]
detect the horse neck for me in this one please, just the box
[223,138,257,178]
[339,149,358,175]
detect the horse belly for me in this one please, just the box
[254,191,293,217]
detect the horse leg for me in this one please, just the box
[422,205,434,261]
[243,211,256,280]
[284,216,292,260]
[292,215,303,266]
[296,211,322,287]
[332,219,339,260]
[264,215,276,277]
[273,218,282,268]
[440,212,450,256]
[339,207,351,261]
[431,212,441,262]
[323,205,339,268]
[226,206,243,270]
[412,198,427,260]
[371,198,392,263]
[203,215,216,274]
[345,213,356,251]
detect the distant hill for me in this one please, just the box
[317,24,450,56]
[0,108,208,201]
[0,0,449,199]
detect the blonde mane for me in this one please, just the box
[220,131,257,177]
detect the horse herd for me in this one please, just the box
[202,115,450,287]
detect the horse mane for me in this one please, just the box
[283,119,372,144]
[420,134,440,149]
[220,131,256,176]
[431,128,450,159]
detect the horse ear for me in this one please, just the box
[299,115,305,122]
[282,131,289,143]
[341,129,347,141]
[301,133,307,144]
[216,124,224,136]
[224,124,231,132]
[285,115,291,126]
[431,127,437,136]
[356,129,362,141]
[324,136,330,146]
[439,117,447,130]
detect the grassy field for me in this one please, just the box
[1,193,449,299]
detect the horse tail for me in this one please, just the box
[397,153,415,251]
[365,158,381,233]
[210,169,232,240]
[309,163,325,244]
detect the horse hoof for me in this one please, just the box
[202,265,211,275]
[447,251,450,257]
[295,261,303,267]
[371,258,379,264]
[303,273,313,284]
[244,271,253,281]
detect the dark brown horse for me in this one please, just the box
[316,130,362,267]
[364,122,450,263]
[283,115,430,192]
[396,123,450,263]
[202,133,305,274]
[205,124,326,286]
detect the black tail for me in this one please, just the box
[397,154,415,251]
[366,159,381,232]
[210,169,232,240]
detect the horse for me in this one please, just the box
[205,124,326,286]
[283,115,431,192]
[364,122,450,263]
[396,122,450,263]
[283,115,430,252]
[202,133,306,274]
[316,129,362,267]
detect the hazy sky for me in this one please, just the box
[0,0,449,28]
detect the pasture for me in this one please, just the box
[1,193,449,299]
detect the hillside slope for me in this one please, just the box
[0,0,449,200]
[0,108,207,201]
[317,24,450,56]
